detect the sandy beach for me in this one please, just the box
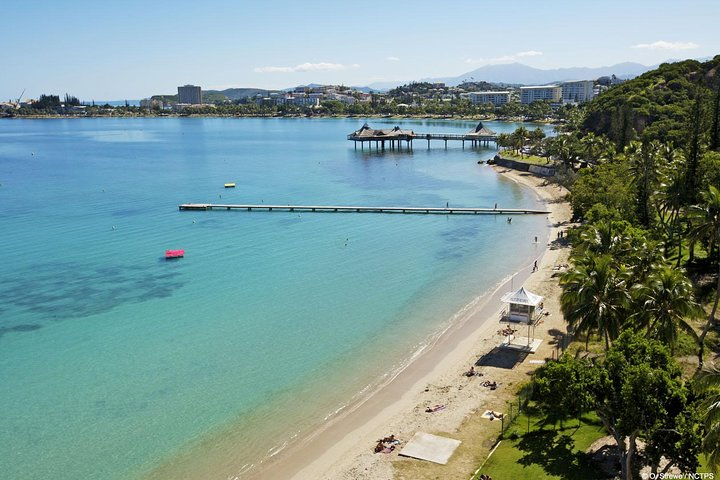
[248,166,572,480]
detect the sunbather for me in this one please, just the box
[425,404,445,413]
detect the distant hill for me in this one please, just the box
[367,62,658,90]
[436,62,656,86]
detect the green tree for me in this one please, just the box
[545,134,578,166]
[535,332,700,479]
[610,103,636,152]
[631,265,700,352]
[654,151,687,260]
[684,83,709,204]
[568,161,635,221]
[691,186,720,367]
[560,254,631,350]
[534,353,603,424]
[626,140,663,228]
[510,126,529,156]
[695,364,720,471]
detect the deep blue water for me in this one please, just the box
[0,117,552,479]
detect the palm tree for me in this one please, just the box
[626,141,662,228]
[560,254,632,350]
[577,219,626,256]
[511,127,529,157]
[580,132,604,165]
[546,134,577,167]
[691,186,720,367]
[654,152,686,261]
[631,266,700,353]
[496,133,511,152]
[694,364,720,471]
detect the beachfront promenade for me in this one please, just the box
[347,122,499,150]
[179,204,550,215]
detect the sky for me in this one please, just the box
[2,0,719,101]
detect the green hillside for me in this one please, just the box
[584,55,720,149]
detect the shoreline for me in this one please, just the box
[247,167,571,480]
[0,113,560,125]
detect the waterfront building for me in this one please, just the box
[140,98,165,110]
[177,85,202,104]
[561,80,594,104]
[325,92,357,104]
[520,85,561,104]
[288,95,320,107]
[468,91,511,106]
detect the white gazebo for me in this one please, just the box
[498,286,544,352]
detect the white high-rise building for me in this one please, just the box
[561,80,595,104]
[468,91,511,106]
[520,85,562,104]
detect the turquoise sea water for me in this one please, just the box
[0,117,552,479]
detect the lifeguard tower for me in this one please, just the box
[498,287,544,353]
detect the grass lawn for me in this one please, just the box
[474,408,607,480]
[501,151,553,166]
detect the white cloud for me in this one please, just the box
[465,50,543,65]
[516,50,543,57]
[631,40,699,51]
[386,56,400,62]
[254,62,360,73]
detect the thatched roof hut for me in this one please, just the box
[347,123,415,141]
[466,122,496,138]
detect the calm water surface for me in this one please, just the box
[0,117,552,479]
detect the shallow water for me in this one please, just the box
[0,117,552,479]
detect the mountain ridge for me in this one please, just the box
[367,61,660,91]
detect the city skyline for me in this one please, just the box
[2,0,719,100]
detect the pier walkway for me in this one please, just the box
[347,122,499,150]
[179,204,549,215]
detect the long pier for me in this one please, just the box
[179,204,549,215]
[346,123,500,151]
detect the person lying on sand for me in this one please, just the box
[374,436,400,453]
[425,404,446,413]
[481,381,498,390]
[379,434,399,445]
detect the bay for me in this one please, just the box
[0,117,552,479]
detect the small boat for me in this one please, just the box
[165,249,185,259]
[224,183,236,188]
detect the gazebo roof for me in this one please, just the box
[467,121,496,137]
[350,124,415,139]
[500,287,543,307]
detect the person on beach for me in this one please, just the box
[533,260,538,272]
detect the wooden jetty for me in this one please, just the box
[179,204,549,215]
[347,122,498,150]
